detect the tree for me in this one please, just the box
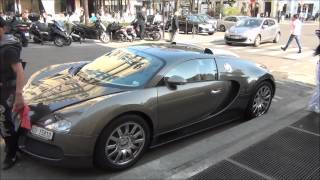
[83,0,89,25]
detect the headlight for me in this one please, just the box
[45,118,71,133]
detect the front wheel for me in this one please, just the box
[94,115,150,171]
[208,32,214,35]
[254,35,261,47]
[53,36,65,47]
[100,32,110,43]
[246,81,274,119]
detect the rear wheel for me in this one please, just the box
[94,115,150,171]
[273,32,280,43]
[152,32,161,41]
[64,37,72,46]
[246,81,274,119]
[100,32,110,43]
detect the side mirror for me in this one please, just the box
[166,75,187,88]
[262,25,268,29]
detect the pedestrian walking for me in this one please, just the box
[136,10,146,40]
[307,29,320,113]
[281,14,302,53]
[0,17,25,170]
[169,11,179,42]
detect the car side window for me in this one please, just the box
[263,20,268,26]
[165,59,217,83]
[231,17,237,22]
[225,17,233,21]
[268,20,275,26]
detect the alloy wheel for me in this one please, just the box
[252,85,272,117]
[105,122,146,166]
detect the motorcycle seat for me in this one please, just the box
[35,22,50,32]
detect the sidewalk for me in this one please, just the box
[188,112,319,180]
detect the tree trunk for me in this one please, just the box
[175,0,180,12]
[83,0,89,25]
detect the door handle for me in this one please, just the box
[210,89,222,94]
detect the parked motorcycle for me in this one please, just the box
[29,20,72,47]
[132,20,162,41]
[106,22,133,42]
[8,16,30,47]
[70,19,109,43]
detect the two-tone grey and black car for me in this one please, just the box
[19,43,275,171]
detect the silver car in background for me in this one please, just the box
[217,16,248,32]
[224,18,281,47]
[197,14,218,30]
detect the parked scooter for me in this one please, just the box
[29,20,72,47]
[70,19,109,43]
[106,22,133,42]
[132,20,162,41]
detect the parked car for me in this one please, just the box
[197,14,218,30]
[224,18,281,47]
[20,43,275,171]
[165,15,215,35]
[217,16,248,32]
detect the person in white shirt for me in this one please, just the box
[281,14,302,53]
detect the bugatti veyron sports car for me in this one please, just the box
[19,43,275,170]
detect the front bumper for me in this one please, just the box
[18,130,98,168]
[199,27,215,33]
[224,35,254,45]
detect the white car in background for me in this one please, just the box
[224,18,281,47]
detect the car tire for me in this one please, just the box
[220,25,226,32]
[94,114,151,171]
[246,81,274,119]
[273,32,280,43]
[226,42,232,45]
[208,32,214,35]
[254,35,261,47]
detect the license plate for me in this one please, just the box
[31,126,54,140]
[24,32,29,37]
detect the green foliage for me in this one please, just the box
[223,7,241,16]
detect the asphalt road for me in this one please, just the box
[1,22,318,180]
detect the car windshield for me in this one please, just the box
[188,15,204,23]
[77,49,163,87]
[236,19,262,27]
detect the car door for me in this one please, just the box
[261,20,271,41]
[267,19,277,40]
[157,59,231,132]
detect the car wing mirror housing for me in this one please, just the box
[166,75,187,88]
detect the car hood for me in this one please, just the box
[24,69,124,121]
[229,26,259,34]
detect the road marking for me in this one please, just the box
[274,95,283,100]
[245,48,264,53]
[284,50,315,60]
[229,46,246,50]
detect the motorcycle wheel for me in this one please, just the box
[54,36,65,47]
[64,37,72,46]
[152,32,161,41]
[33,36,41,43]
[100,32,110,43]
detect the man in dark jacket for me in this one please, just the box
[170,11,179,42]
[0,17,25,170]
[136,10,146,40]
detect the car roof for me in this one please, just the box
[128,43,214,64]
